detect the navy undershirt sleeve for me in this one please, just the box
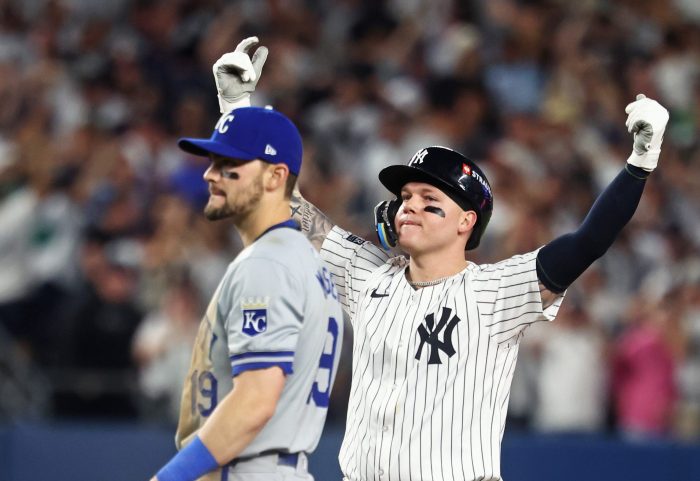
[536,164,650,293]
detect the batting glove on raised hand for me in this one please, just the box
[625,93,669,172]
[213,36,269,113]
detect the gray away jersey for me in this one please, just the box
[320,226,564,481]
[176,225,343,473]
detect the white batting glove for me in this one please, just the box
[625,93,669,172]
[213,36,269,113]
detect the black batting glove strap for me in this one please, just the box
[536,165,647,292]
[374,199,400,250]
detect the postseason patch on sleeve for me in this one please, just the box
[241,297,269,337]
[345,234,366,246]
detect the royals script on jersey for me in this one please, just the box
[320,226,564,481]
[175,224,343,475]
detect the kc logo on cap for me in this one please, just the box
[214,113,235,134]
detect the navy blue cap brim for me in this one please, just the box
[379,165,451,196]
[178,137,258,161]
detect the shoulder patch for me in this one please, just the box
[241,297,269,337]
[345,234,365,246]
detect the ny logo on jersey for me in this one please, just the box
[242,309,267,336]
[415,307,461,365]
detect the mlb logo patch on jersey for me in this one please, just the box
[345,234,365,246]
[241,297,269,337]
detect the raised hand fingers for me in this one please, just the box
[625,93,647,114]
[220,37,267,82]
[251,46,269,78]
[214,51,256,82]
[234,36,259,54]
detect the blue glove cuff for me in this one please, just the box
[157,436,219,481]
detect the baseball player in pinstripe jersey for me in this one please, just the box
[150,42,344,481]
[214,39,669,481]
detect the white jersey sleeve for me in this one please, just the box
[471,249,565,346]
[319,226,390,318]
[221,256,302,376]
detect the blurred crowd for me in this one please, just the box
[0,0,699,441]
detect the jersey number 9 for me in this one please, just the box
[190,370,218,417]
[307,317,339,408]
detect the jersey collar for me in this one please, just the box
[256,218,301,241]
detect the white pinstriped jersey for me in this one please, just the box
[175,223,343,478]
[320,226,564,481]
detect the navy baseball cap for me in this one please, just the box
[178,106,303,175]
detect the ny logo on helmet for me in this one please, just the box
[415,307,461,365]
[410,148,428,166]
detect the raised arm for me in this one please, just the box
[290,186,336,251]
[211,37,336,249]
[212,38,390,317]
[536,94,669,303]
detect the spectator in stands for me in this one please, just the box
[530,296,608,433]
[132,275,200,424]
[612,299,679,439]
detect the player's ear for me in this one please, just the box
[264,163,289,192]
[458,210,478,234]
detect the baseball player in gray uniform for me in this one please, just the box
[214,39,669,481]
[150,102,343,480]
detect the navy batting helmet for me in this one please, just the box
[378,146,494,250]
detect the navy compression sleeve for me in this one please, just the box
[536,165,650,293]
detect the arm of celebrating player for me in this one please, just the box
[212,38,338,252]
[152,368,285,481]
[291,186,391,317]
[213,38,389,314]
[536,94,669,299]
[290,185,336,251]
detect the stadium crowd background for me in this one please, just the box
[0,0,699,444]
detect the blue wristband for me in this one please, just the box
[157,436,219,481]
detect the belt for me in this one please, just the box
[228,451,300,468]
[276,452,299,467]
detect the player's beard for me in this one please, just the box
[204,173,264,222]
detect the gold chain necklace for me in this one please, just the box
[408,275,452,287]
